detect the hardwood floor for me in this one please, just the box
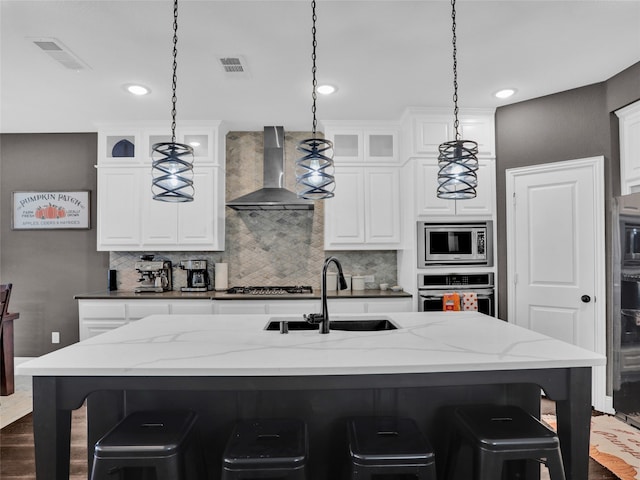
[0,404,621,480]
[1,409,87,480]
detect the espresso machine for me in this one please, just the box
[134,258,173,293]
[179,259,211,292]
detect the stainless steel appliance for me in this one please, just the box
[417,221,492,267]
[226,126,314,210]
[612,194,640,428]
[417,272,495,316]
[179,259,211,292]
[226,286,313,295]
[134,259,172,293]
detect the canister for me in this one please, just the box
[352,275,365,291]
[326,272,338,290]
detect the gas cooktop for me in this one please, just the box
[226,286,313,295]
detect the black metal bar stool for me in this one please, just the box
[90,410,205,480]
[222,418,308,480]
[445,405,566,480]
[347,416,437,480]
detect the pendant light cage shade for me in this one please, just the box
[151,142,195,202]
[437,0,479,200]
[152,0,195,203]
[296,137,335,200]
[296,0,336,200]
[437,139,478,199]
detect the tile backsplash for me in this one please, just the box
[109,130,397,291]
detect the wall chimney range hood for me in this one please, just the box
[226,126,314,210]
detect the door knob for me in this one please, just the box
[581,295,591,303]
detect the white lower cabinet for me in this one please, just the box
[78,300,214,340]
[324,166,401,249]
[78,297,413,340]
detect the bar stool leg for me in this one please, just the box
[477,449,504,480]
[545,452,567,480]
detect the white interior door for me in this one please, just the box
[506,156,609,412]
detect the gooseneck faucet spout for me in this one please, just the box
[304,256,348,334]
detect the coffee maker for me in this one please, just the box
[180,260,211,292]
[134,257,173,293]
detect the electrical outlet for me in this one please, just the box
[363,275,375,283]
[51,332,60,344]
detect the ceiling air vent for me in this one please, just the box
[31,37,89,71]
[217,56,249,77]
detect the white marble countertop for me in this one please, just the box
[18,312,606,377]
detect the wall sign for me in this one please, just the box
[12,191,91,230]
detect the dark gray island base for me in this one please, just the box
[33,367,591,480]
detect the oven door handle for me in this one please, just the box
[420,295,446,301]
[419,292,494,300]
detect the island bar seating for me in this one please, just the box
[347,416,437,479]
[0,283,18,396]
[444,404,566,480]
[222,418,308,480]
[90,410,206,480]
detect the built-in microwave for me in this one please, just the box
[624,223,640,265]
[417,221,493,267]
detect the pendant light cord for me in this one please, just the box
[171,0,179,143]
[451,0,460,141]
[310,0,318,138]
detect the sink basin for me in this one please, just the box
[265,316,398,332]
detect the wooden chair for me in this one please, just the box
[1,283,19,396]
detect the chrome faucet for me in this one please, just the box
[304,256,348,334]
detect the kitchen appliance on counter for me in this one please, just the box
[417,221,492,267]
[134,259,172,293]
[417,272,494,316]
[612,194,640,428]
[226,286,313,295]
[179,260,211,292]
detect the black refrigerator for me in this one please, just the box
[612,193,640,428]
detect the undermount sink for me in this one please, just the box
[265,316,398,332]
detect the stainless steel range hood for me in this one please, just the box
[226,126,314,210]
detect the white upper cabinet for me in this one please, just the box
[323,122,400,164]
[96,121,227,251]
[324,166,401,249]
[322,121,402,249]
[404,108,495,159]
[97,121,224,166]
[616,101,640,195]
[416,158,495,217]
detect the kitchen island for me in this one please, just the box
[18,311,605,480]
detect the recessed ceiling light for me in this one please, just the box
[125,84,151,96]
[317,84,337,95]
[494,88,516,99]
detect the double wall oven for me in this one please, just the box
[418,273,495,316]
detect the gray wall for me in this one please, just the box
[0,133,109,356]
[495,61,640,320]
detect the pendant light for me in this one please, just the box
[151,0,194,202]
[296,0,335,200]
[437,0,478,200]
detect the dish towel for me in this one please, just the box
[443,292,461,311]
[462,292,478,311]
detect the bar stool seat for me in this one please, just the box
[222,418,308,480]
[91,410,204,480]
[445,405,566,480]
[347,416,437,479]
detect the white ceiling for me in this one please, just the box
[1,0,639,133]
